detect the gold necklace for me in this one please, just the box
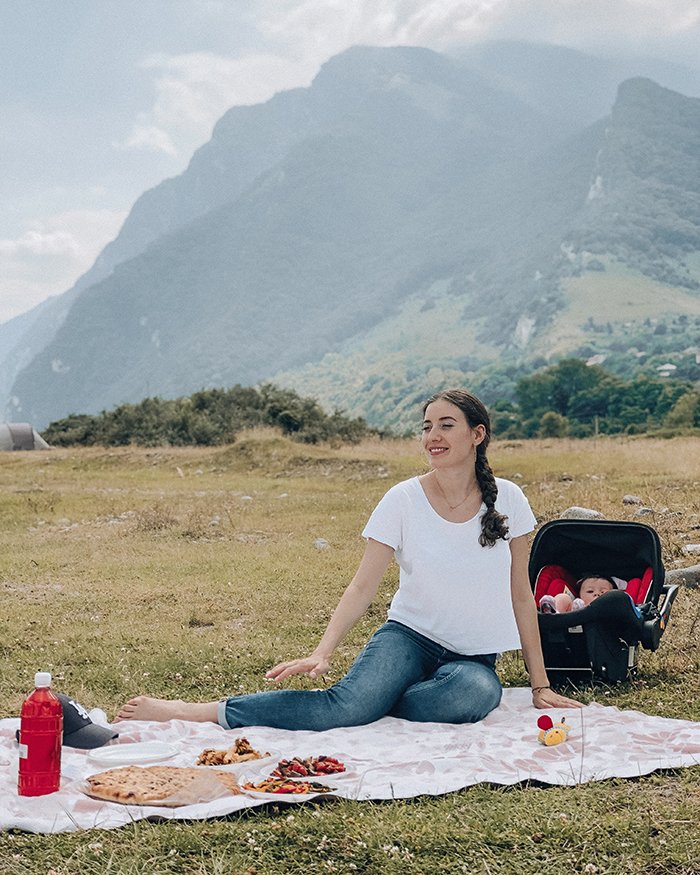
[433,474,478,510]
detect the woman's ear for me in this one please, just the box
[472,423,487,445]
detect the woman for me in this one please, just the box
[116,389,580,728]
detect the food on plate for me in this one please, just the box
[197,737,270,766]
[271,756,345,778]
[86,765,241,804]
[243,777,334,795]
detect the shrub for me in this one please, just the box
[42,383,375,448]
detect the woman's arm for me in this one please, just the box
[265,538,395,682]
[509,535,582,710]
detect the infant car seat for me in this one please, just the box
[528,519,678,685]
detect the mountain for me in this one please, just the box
[7,43,700,431]
[273,77,700,429]
[0,57,372,415]
[7,45,566,426]
[450,40,700,127]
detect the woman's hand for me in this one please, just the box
[532,686,583,710]
[264,540,393,686]
[265,653,330,683]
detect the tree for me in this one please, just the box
[538,411,570,438]
[664,392,700,429]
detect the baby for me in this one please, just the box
[540,574,615,614]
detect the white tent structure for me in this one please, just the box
[0,423,51,451]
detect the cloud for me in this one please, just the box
[119,50,320,157]
[121,121,179,157]
[256,0,700,51]
[256,0,503,51]
[0,209,127,324]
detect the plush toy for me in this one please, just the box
[537,715,570,746]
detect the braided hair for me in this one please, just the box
[422,389,510,547]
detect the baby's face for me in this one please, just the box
[579,577,614,604]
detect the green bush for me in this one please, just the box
[42,383,375,448]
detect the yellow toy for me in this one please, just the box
[537,715,570,746]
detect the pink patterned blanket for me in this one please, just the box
[3,688,700,834]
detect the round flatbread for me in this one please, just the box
[86,765,241,804]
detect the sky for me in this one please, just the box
[2,0,700,325]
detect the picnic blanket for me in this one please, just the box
[3,688,700,834]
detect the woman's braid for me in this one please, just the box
[475,443,510,547]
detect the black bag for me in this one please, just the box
[528,519,678,685]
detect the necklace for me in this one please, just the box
[433,474,478,510]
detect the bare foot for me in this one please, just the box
[114,696,219,724]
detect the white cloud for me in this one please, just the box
[257,0,503,51]
[257,0,700,49]
[121,121,179,157]
[119,50,320,157]
[0,209,127,324]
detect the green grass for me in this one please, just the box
[3,431,700,874]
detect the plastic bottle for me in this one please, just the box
[17,671,63,796]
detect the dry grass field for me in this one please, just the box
[2,430,700,874]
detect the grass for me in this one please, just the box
[538,257,700,360]
[3,429,700,873]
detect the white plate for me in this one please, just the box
[87,741,178,766]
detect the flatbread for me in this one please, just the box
[86,765,241,804]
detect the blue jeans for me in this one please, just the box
[218,621,502,731]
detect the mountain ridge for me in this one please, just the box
[6,44,700,431]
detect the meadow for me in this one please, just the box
[2,431,700,874]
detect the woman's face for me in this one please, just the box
[421,399,486,470]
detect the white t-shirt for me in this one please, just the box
[362,476,537,655]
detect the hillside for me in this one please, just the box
[7,45,564,427]
[7,45,700,431]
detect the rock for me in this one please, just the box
[633,507,655,518]
[623,494,643,505]
[56,518,71,526]
[666,565,700,588]
[683,545,700,555]
[559,507,605,520]
[313,538,330,550]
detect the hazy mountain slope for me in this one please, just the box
[451,41,700,127]
[10,46,565,427]
[567,78,700,287]
[0,288,83,420]
[272,79,700,431]
[2,47,395,416]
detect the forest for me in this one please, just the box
[492,357,700,438]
